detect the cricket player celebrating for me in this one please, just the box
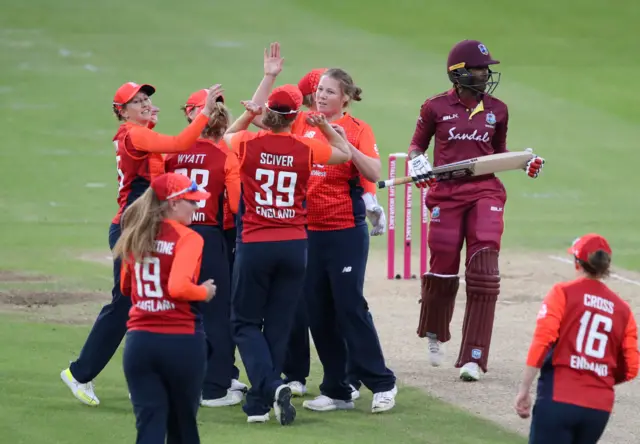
[410,39,545,381]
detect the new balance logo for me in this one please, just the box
[342,266,352,273]
[304,131,316,138]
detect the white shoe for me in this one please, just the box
[349,384,360,401]
[247,412,269,423]
[287,381,307,397]
[273,385,296,426]
[372,385,397,413]
[303,395,354,412]
[230,379,248,394]
[201,390,243,407]
[459,362,481,381]
[60,368,100,406]
[427,336,444,367]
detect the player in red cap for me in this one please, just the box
[60,81,224,406]
[113,172,216,443]
[282,68,387,403]
[222,84,352,425]
[514,234,639,443]
[410,39,545,381]
[166,88,246,407]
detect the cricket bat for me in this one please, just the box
[377,151,535,189]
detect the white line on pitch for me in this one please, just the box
[548,255,640,287]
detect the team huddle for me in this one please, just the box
[58,39,638,444]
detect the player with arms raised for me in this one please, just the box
[515,234,639,443]
[410,39,545,381]
[223,85,351,425]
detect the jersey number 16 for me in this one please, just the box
[576,310,613,359]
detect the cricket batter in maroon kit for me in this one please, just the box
[408,39,545,381]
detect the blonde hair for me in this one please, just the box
[113,188,168,263]
[202,102,231,140]
[262,109,294,132]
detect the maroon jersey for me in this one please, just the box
[529,277,637,412]
[409,88,509,168]
[121,219,208,335]
[228,130,332,243]
[112,123,165,224]
[165,139,241,227]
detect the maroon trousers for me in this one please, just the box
[418,176,506,372]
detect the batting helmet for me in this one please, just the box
[447,40,501,95]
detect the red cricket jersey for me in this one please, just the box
[228,130,332,243]
[111,114,209,225]
[527,277,639,412]
[121,219,209,335]
[292,111,379,231]
[165,139,240,227]
[222,198,235,230]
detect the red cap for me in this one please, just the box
[113,82,155,107]
[267,85,303,117]
[151,173,210,202]
[298,69,326,96]
[568,233,612,263]
[184,88,225,112]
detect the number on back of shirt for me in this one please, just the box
[173,168,210,208]
[575,310,612,359]
[134,257,163,298]
[255,168,297,207]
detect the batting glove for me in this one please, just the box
[524,148,545,178]
[363,193,387,236]
[408,154,435,188]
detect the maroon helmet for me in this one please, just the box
[447,40,501,95]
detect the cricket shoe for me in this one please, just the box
[349,384,360,401]
[371,385,397,413]
[428,336,444,367]
[287,381,307,397]
[247,413,269,423]
[60,368,99,406]
[201,390,243,407]
[303,395,355,412]
[273,385,296,426]
[230,379,248,394]
[459,362,481,382]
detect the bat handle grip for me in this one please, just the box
[377,176,415,189]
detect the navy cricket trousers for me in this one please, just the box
[124,330,207,444]
[306,224,396,400]
[70,223,131,383]
[231,239,307,416]
[529,400,610,444]
[190,225,237,400]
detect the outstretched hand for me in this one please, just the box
[264,42,284,77]
[241,100,263,115]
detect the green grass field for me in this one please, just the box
[1,0,638,442]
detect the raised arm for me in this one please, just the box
[129,85,224,153]
[250,42,284,129]
[223,101,262,148]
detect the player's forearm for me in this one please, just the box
[226,111,255,137]
[518,365,539,392]
[320,124,351,160]
[250,74,277,128]
[409,148,423,159]
[349,145,380,182]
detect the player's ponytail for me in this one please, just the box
[113,188,168,263]
[579,250,611,279]
[202,102,231,140]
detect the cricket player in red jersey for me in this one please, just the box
[514,234,639,443]
[285,68,396,414]
[222,85,351,425]
[60,82,224,406]
[166,89,246,407]
[283,68,387,402]
[114,173,215,444]
[410,39,545,381]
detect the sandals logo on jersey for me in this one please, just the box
[485,112,496,128]
[478,43,489,55]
